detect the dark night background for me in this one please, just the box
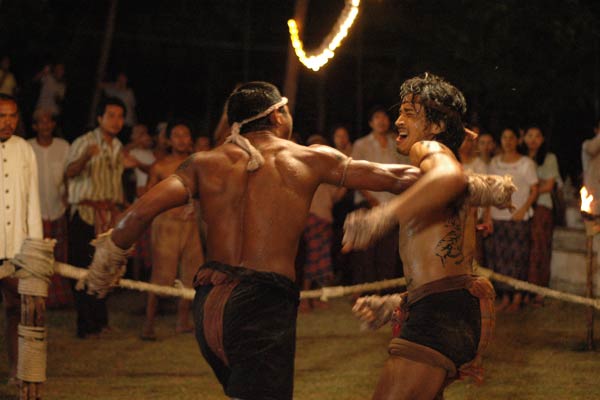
[1,0,599,181]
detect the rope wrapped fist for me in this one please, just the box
[466,173,516,210]
[76,229,132,298]
[342,205,398,252]
[352,294,404,331]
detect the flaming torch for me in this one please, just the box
[580,186,598,350]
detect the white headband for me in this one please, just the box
[226,97,289,171]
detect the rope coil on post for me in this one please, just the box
[17,325,47,383]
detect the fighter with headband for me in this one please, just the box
[79,81,422,400]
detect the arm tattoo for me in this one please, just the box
[434,215,465,267]
[176,155,194,172]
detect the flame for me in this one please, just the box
[580,186,593,213]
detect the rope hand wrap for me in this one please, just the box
[11,238,56,297]
[466,173,516,210]
[343,204,398,251]
[76,229,132,299]
[352,293,404,331]
[225,97,288,171]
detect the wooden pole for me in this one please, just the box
[586,234,595,350]
[87,0,119,126]
[19,294,46,399]
[283,0,309,114]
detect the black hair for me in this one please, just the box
[524,125,548,165]
[0,93,18,109]
[367,105,389,122]
[96,96,126,119]
[399,73,467,157]
[165,118,195,140]
[226,81,285,134]
[500,127,527,155]
[330,123,352,141]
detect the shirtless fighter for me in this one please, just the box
[344,73,511,400]
[80,81,420,400]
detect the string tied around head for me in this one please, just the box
[226,97,289,171]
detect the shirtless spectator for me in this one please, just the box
[141,120,203,340]
[82,81,420,399]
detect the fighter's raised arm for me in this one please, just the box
[307,144,421,194]
[111,153,199,249]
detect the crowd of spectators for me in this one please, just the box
[1,54,598,352]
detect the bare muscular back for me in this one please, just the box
[191,133,320,280]
[113,130,419,283]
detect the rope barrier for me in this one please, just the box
[52,261,599,309]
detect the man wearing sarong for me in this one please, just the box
[65,97,127,338]
[82,81,421,400]
[345,73,505,400]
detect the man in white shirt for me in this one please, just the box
[0,94,43,383]
[28,108,72,308]
[350,107,410,287]
[582,119,600,215]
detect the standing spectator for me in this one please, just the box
[101,72,137,137]
[0,94,42,383]
[141,120,203,340]
[65,97,126,339]
[349,106,409,287]
[34,63,66,119]
[153,122,169,161]
[0,56,17,96]
[126,124,156,280]
[483,128,538,312]
[459,129,487,174]
[194,135,211,152]
[331,125,355,284]
[582,119,600,215]
[299,135,346,312]
[28,109,72,308]
[332,125,353,156]
[477,132,497,166]
[524,125,561,306]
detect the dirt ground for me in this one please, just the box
[1,290,599,400]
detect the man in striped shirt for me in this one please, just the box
[65,97,126,339]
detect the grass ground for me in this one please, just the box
[1,291,600,400]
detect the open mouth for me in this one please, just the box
[396,131,408,140]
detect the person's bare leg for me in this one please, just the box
[298,279,312,313]
[141,293,158,340]
[372,356,447,400]
[176,299,193,333]
[1,278,20,382]
[506,292,523,313]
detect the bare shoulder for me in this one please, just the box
[409,140,456,167]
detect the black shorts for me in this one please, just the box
[399,289,481,367]
[193,262,299,400]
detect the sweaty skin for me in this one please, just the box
[397,140,473,291]
[112,130,420,282]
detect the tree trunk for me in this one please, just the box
[88,0,119,126]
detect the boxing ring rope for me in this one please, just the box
[55,260,600,309]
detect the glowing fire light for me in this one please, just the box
[288,0,360,71]
[581,186,593,214]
